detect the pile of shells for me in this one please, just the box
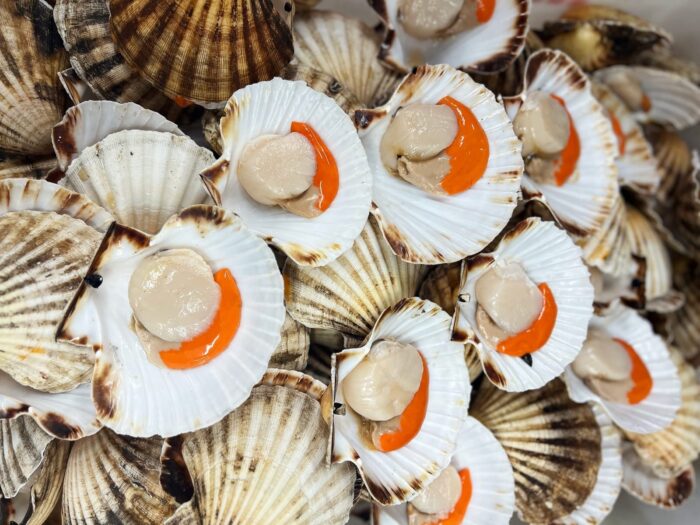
[0,1,698,524]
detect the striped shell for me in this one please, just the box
[0,156,56,181]
[269,313,310,371]
[0,416,52,499]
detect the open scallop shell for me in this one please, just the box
[57,206,285,437]
[202,78,372,267]
[470,378,602,524]
[508,49,618,239]
[373,416,515,525]
[625,349,700,479]
[359,64,523,264]
[330,298,470,505]
[370,0,530,74]
[63,429,177,524]
[52,101,182,172]
[621,443,695,509]
[269,313,310,371]
[564,303,681,434]
[0,178,111,393]
[109,0,294,107]
[0,0,67,156]
[161,369,356,525]
[595,66,700,130]
[65,130,212,235]
[454,218,594,392]
[284,217,428,345]
[0,416,52,499]
[293,11,402,107]
[0,155,56,181]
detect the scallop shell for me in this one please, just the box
[330,298,470,505]
[0,178,111,393]
[57,67,97,107]
[564,303,681,434]
[370,0,530,74]
[621,443,695,509]
[62,429,177,524]
[293,11,402,106]
[65,130,213,234]
[52,101,183,172]
[508,49,618,239]
[161,369,356,525]
[580,195,631,278]
[57,206,285,437]
[0,0,67,156]
[625,349,700,479]
[454,218,594,392]
[284,217,428,344]
[0,155,56,181]
[595,66,700,130]
[670,264,700,368]
[359,64,523,264]
[634,45,700,86]
[649,128,694,205]
[109,0,294,107]
[0,416,52,499]
[305,343,334,385]
[470,378,602,524]
[202,78,372,267]
[269,313,310,371]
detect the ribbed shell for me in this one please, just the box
[471,378,602,524]
[670,264,700,367]
[304,343,333,385]
[162,370,355,525]
[269,313,310,371]
[284,217,428,342]
[581,195,631,277]
[0,156,56,181]
[0,416,52,499]
[62,429,176,524]
[658,158,700,260]
[109,0,294,106]
[0,0,67,155]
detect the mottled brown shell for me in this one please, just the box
[0,416,53,499]
[269,312,310,371]
[0,155,56,181]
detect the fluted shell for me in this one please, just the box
[0,155,56,181]
[0,178,112,393]
[634,46,700,86]
[63,429,177,524]
[293,11,402,106]
[372,416,515,525]
[53,101,182,172]
[564,303,681,434]
[57,206,285,437]
[109,0,294,107]
[453,218,594,392]
[65,130,212,234]
[331,298,469,505]
[621,443,695,509]
[285,217,428,344]
[370,0,530,74]
[470,378,602,524]
[0,0,67,156]
[507,50,618,239]
[161,370,356,525]
[650,128,694,205]
[0,416,52,499]
[670,263,700,368]
[581,195,631,278]
[625,349,700,479]
[269,313,310,371]
[359,64,523,264]
[595,66,700,130]
[305,343,334,385]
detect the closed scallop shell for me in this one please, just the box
[581,195,631,278]
[0,416,53,499]
[330,298,470,505]
[370,0,530,74]
[284,217,428,344]
[57,206,285,437]
[0,155,56,181]
[649,128,694,205]
[0,178,111,393]
[62,429,177,524]
[0,0,67,156]
[359,64,523,264]
[293,11,402,106]
[453,218,594,392]
[108,0,294,107]
[564,303,681,434]
[65,130,212,234]
[670,263,700,368]
[470,378,602,524]
[269,313,310,371]
[658,155,700,261]
[161,369,356,525]
[202,78,372,267]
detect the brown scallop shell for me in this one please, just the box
[0,416,53,499]
[0,155,56,181]
[669,262,700,368]
[269,312,310,371]
[648,128,694,205]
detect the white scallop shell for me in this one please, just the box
[580,194,631,278]
[331,298,470,505]
[57,206,285,437]
[0,416,52,499]
[454,218,594,392]
[359,64,523,264]
[202,78,372,267]
[564,303,681,434]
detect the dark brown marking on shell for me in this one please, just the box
[452,327,469,343]
[19,0,66,58]
[525,49,589,93]
[381,222,413,262]
[666,469,694,507]
[37,413,82,440]
[622,254,647,309]
[287,245,324,266]
[354,109,385,130]
[557,216,591,238]
[92,362,118,421]
[482,360,506,387]
[45,168,65,183]
[503,218,538,242]
[177,205,229,227]
[161,435,194,504]
[363,475,407,506]
[51,111,79,169]
[0,404,30,419]
[467,254,495,272]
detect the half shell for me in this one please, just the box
[269,313,310,371]
[161,369,356,525]
[57,206,285,437]
[0,416,52,499]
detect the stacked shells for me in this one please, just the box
[0,2,698,525]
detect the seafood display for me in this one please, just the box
[0,1,698,524]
